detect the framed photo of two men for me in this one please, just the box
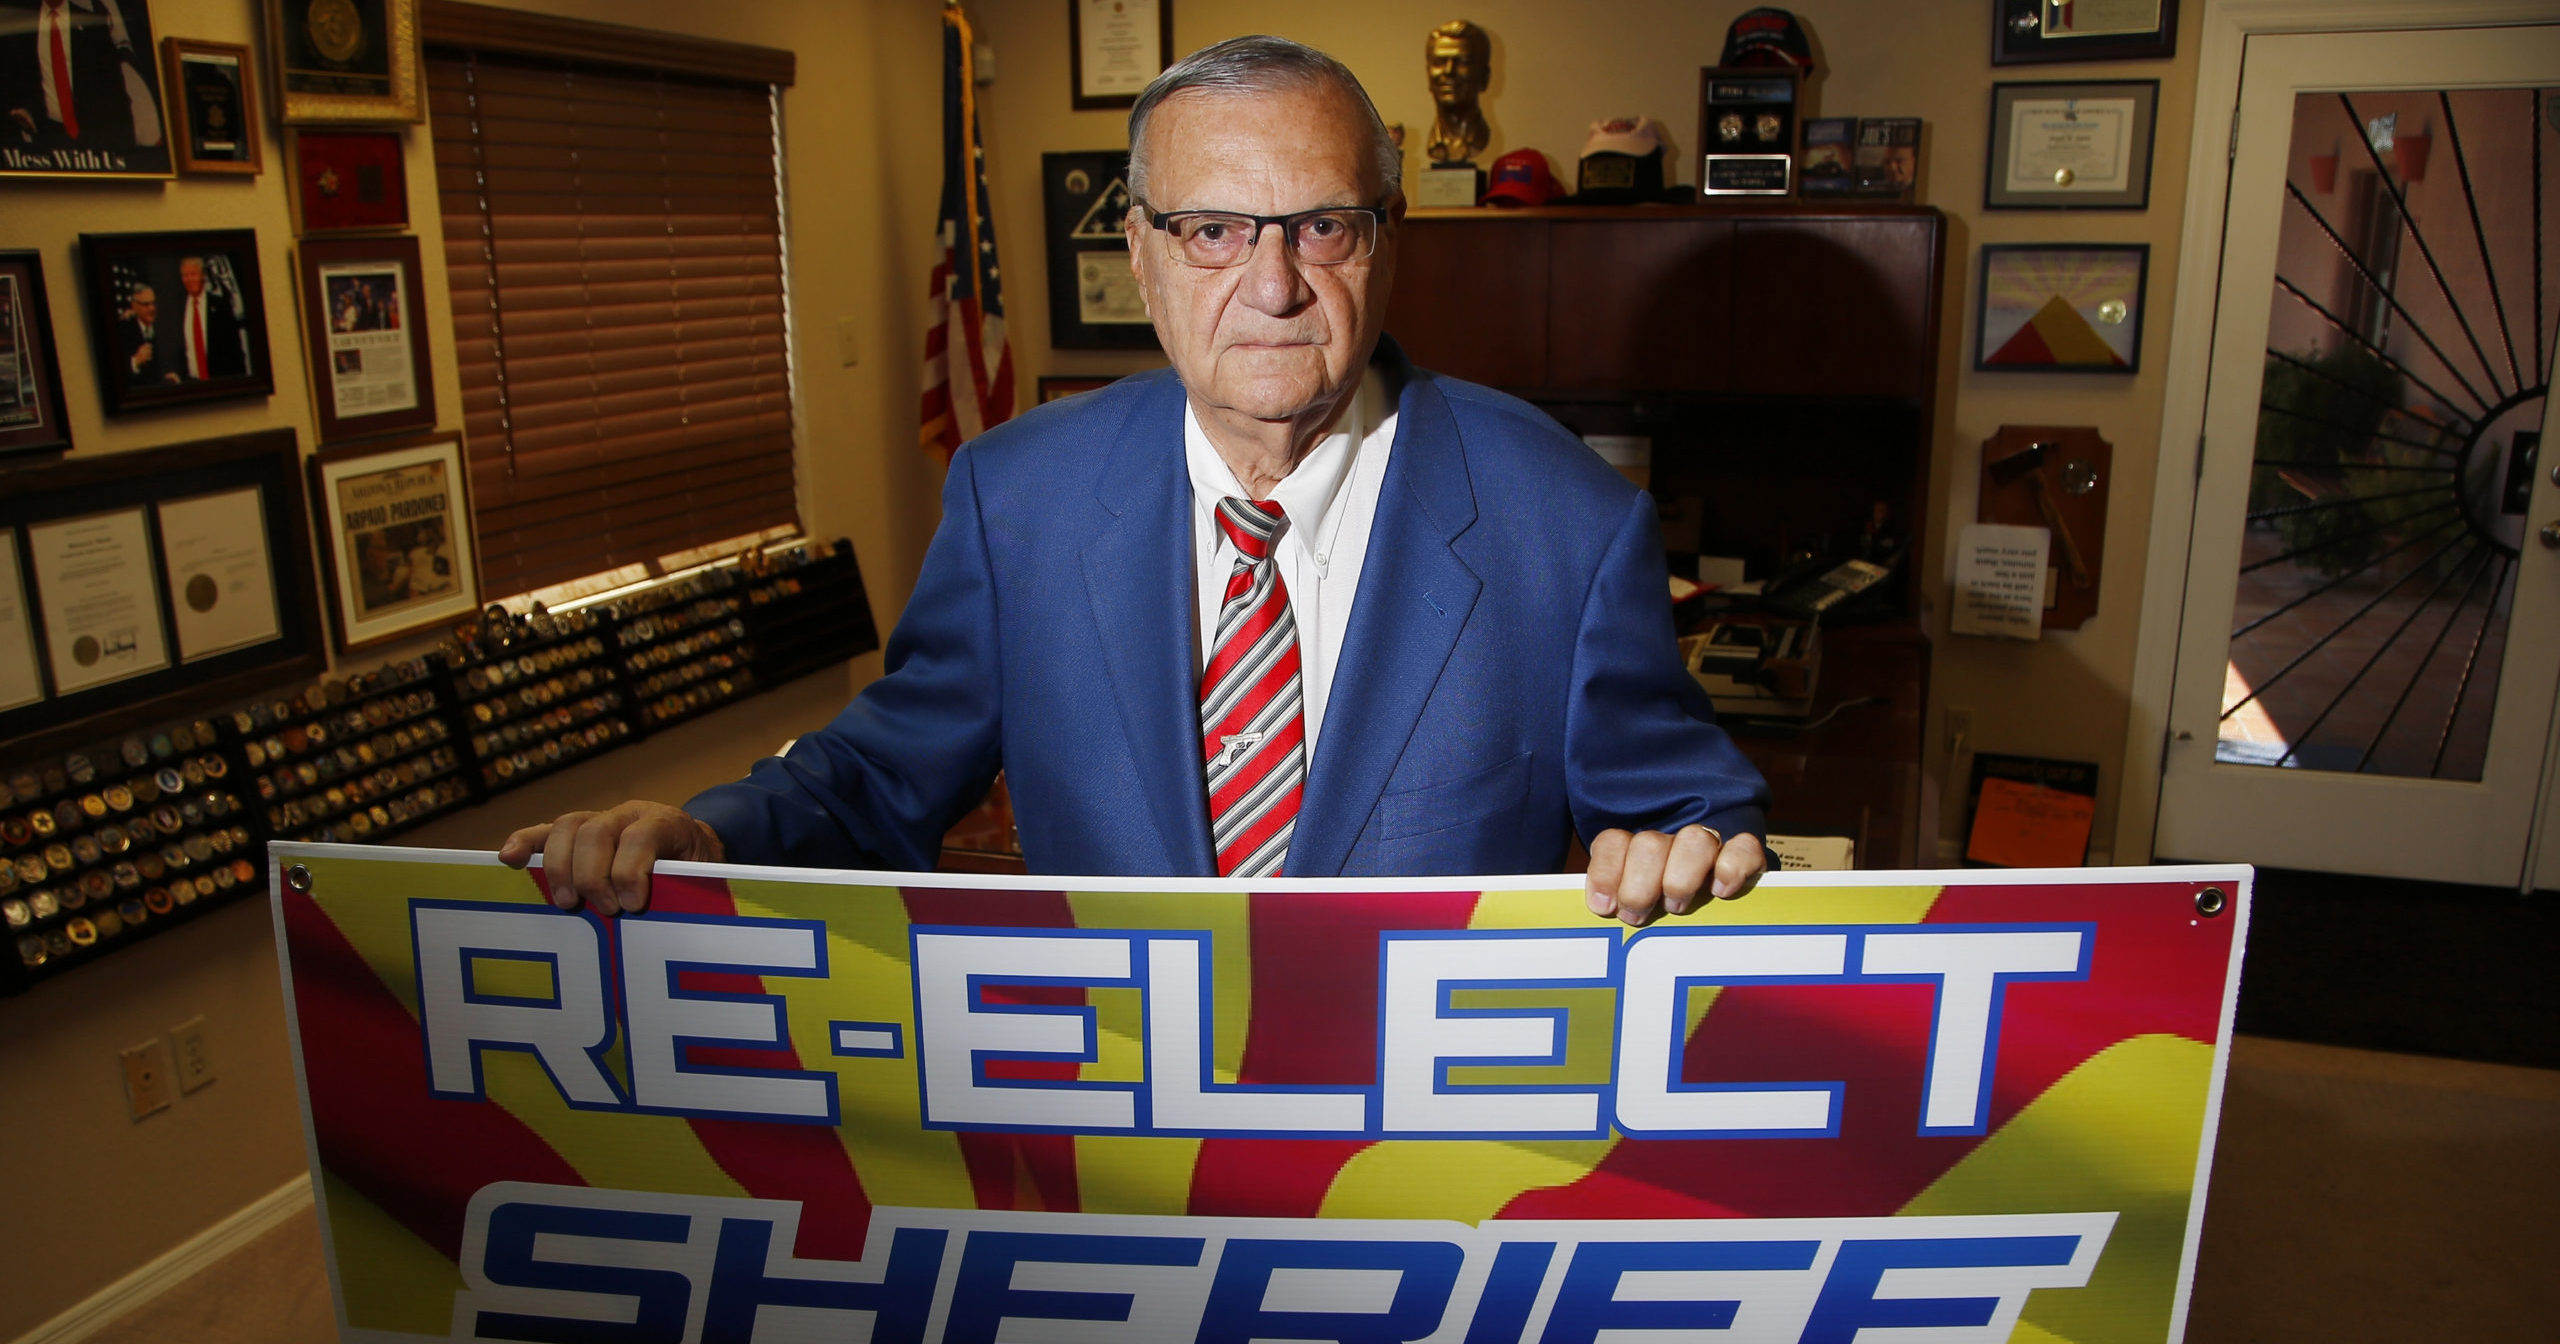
[78,229,275,415]
[0,0,175,179]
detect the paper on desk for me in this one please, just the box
[1952,522,2049,640]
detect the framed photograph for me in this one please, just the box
[295,234,432,443]
[1986,80,2158,210]
[1038,375,1117,403]
[1042,150,1155,351]
[161,36,259,175]
[1069,0,1171,111]
[1,0,172,178]
[1993,0,2177,66]
[309,434,477,652]
[0,251,73,460]
[0,428,326,760]
[1975,243,2148,374]
[79,229,274,414]
[289,128,405,232]
[264,0,422,124]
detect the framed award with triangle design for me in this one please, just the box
[1974,243,2147,374]
[1041,150,1159,350]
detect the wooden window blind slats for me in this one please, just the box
[431,40,796,597]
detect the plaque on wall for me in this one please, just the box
[1698,67,1799,196]
[1041,150,1157,351]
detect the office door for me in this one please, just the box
[2157,25,2560,888]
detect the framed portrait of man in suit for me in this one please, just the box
[78,229,276,414]
[0,0,173,178]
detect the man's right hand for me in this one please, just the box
[497,801,724,917]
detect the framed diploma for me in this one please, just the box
[1069,0,1172,111]
[162,37,263,176]
[0,429,325,760]
[294,235,435,443]
[26,508,173,696]
[157,487,283,661]
[0,252,74,461]
[1992,0,2177,67]
[1042,150,1157,350]
[1986,80,2158,210]
[309,434,479,652]
[265,0,424,124]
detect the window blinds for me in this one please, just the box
[427,45,797,599]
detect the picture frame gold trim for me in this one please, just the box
[265,0,424,125]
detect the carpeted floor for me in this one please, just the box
[65,1035,2560,1344]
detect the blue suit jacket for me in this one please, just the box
[687,348,1768,877]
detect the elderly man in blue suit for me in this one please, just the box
[504,35,1768,925]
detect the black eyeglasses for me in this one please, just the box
[1143,205,1388,268]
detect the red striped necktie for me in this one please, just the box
[1201,497,1305,878]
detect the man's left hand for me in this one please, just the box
[1585,825,1765,927]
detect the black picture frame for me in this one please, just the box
[78,229,274,415]
[0,428,326,762]
[1974,242,2149,374]
[1992,0,2178,67]
[0,250,74,461]
[0,0,173,179]
[1985,80,2158,210]
[1068,0,1171,112]
[1042,150,1158,351]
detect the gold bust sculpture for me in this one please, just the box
[1425,20,1490,165]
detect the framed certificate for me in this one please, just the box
[1985,80,2158,210]
[1069,0,1171,111]
[1992,0,2177,66]
[0,429,325,759]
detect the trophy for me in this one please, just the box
[1419,20,1491,207]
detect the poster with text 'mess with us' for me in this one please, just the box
[268,848,2250,1344]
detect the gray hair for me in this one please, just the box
[1126,35,1402,204]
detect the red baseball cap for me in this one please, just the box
[1482,148,1563,207]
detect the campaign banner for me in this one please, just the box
[267,846,2250,1344]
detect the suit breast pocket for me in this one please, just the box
[1374,750,1534,841]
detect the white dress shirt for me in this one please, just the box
[1184,366,1398,771]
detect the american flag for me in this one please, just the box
[919,3,1015,461]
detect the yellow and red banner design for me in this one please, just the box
[269,846,2250,1344]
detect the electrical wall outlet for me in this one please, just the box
[171,1016,214,1094]
[122,1039,176,1121]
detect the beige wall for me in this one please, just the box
[0,1,933,1334]
[965,0,2211,861]
[3,0,2213,1328]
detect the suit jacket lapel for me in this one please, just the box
[1080,374,1217,873]
[1290,370,1482,877]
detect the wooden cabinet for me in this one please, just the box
[1388,203,1946,868]
[1390,204,1944,402]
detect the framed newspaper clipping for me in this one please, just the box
[308,434,476,652]
[294,234,433,443]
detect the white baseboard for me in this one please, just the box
[12,1175,315,1344]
